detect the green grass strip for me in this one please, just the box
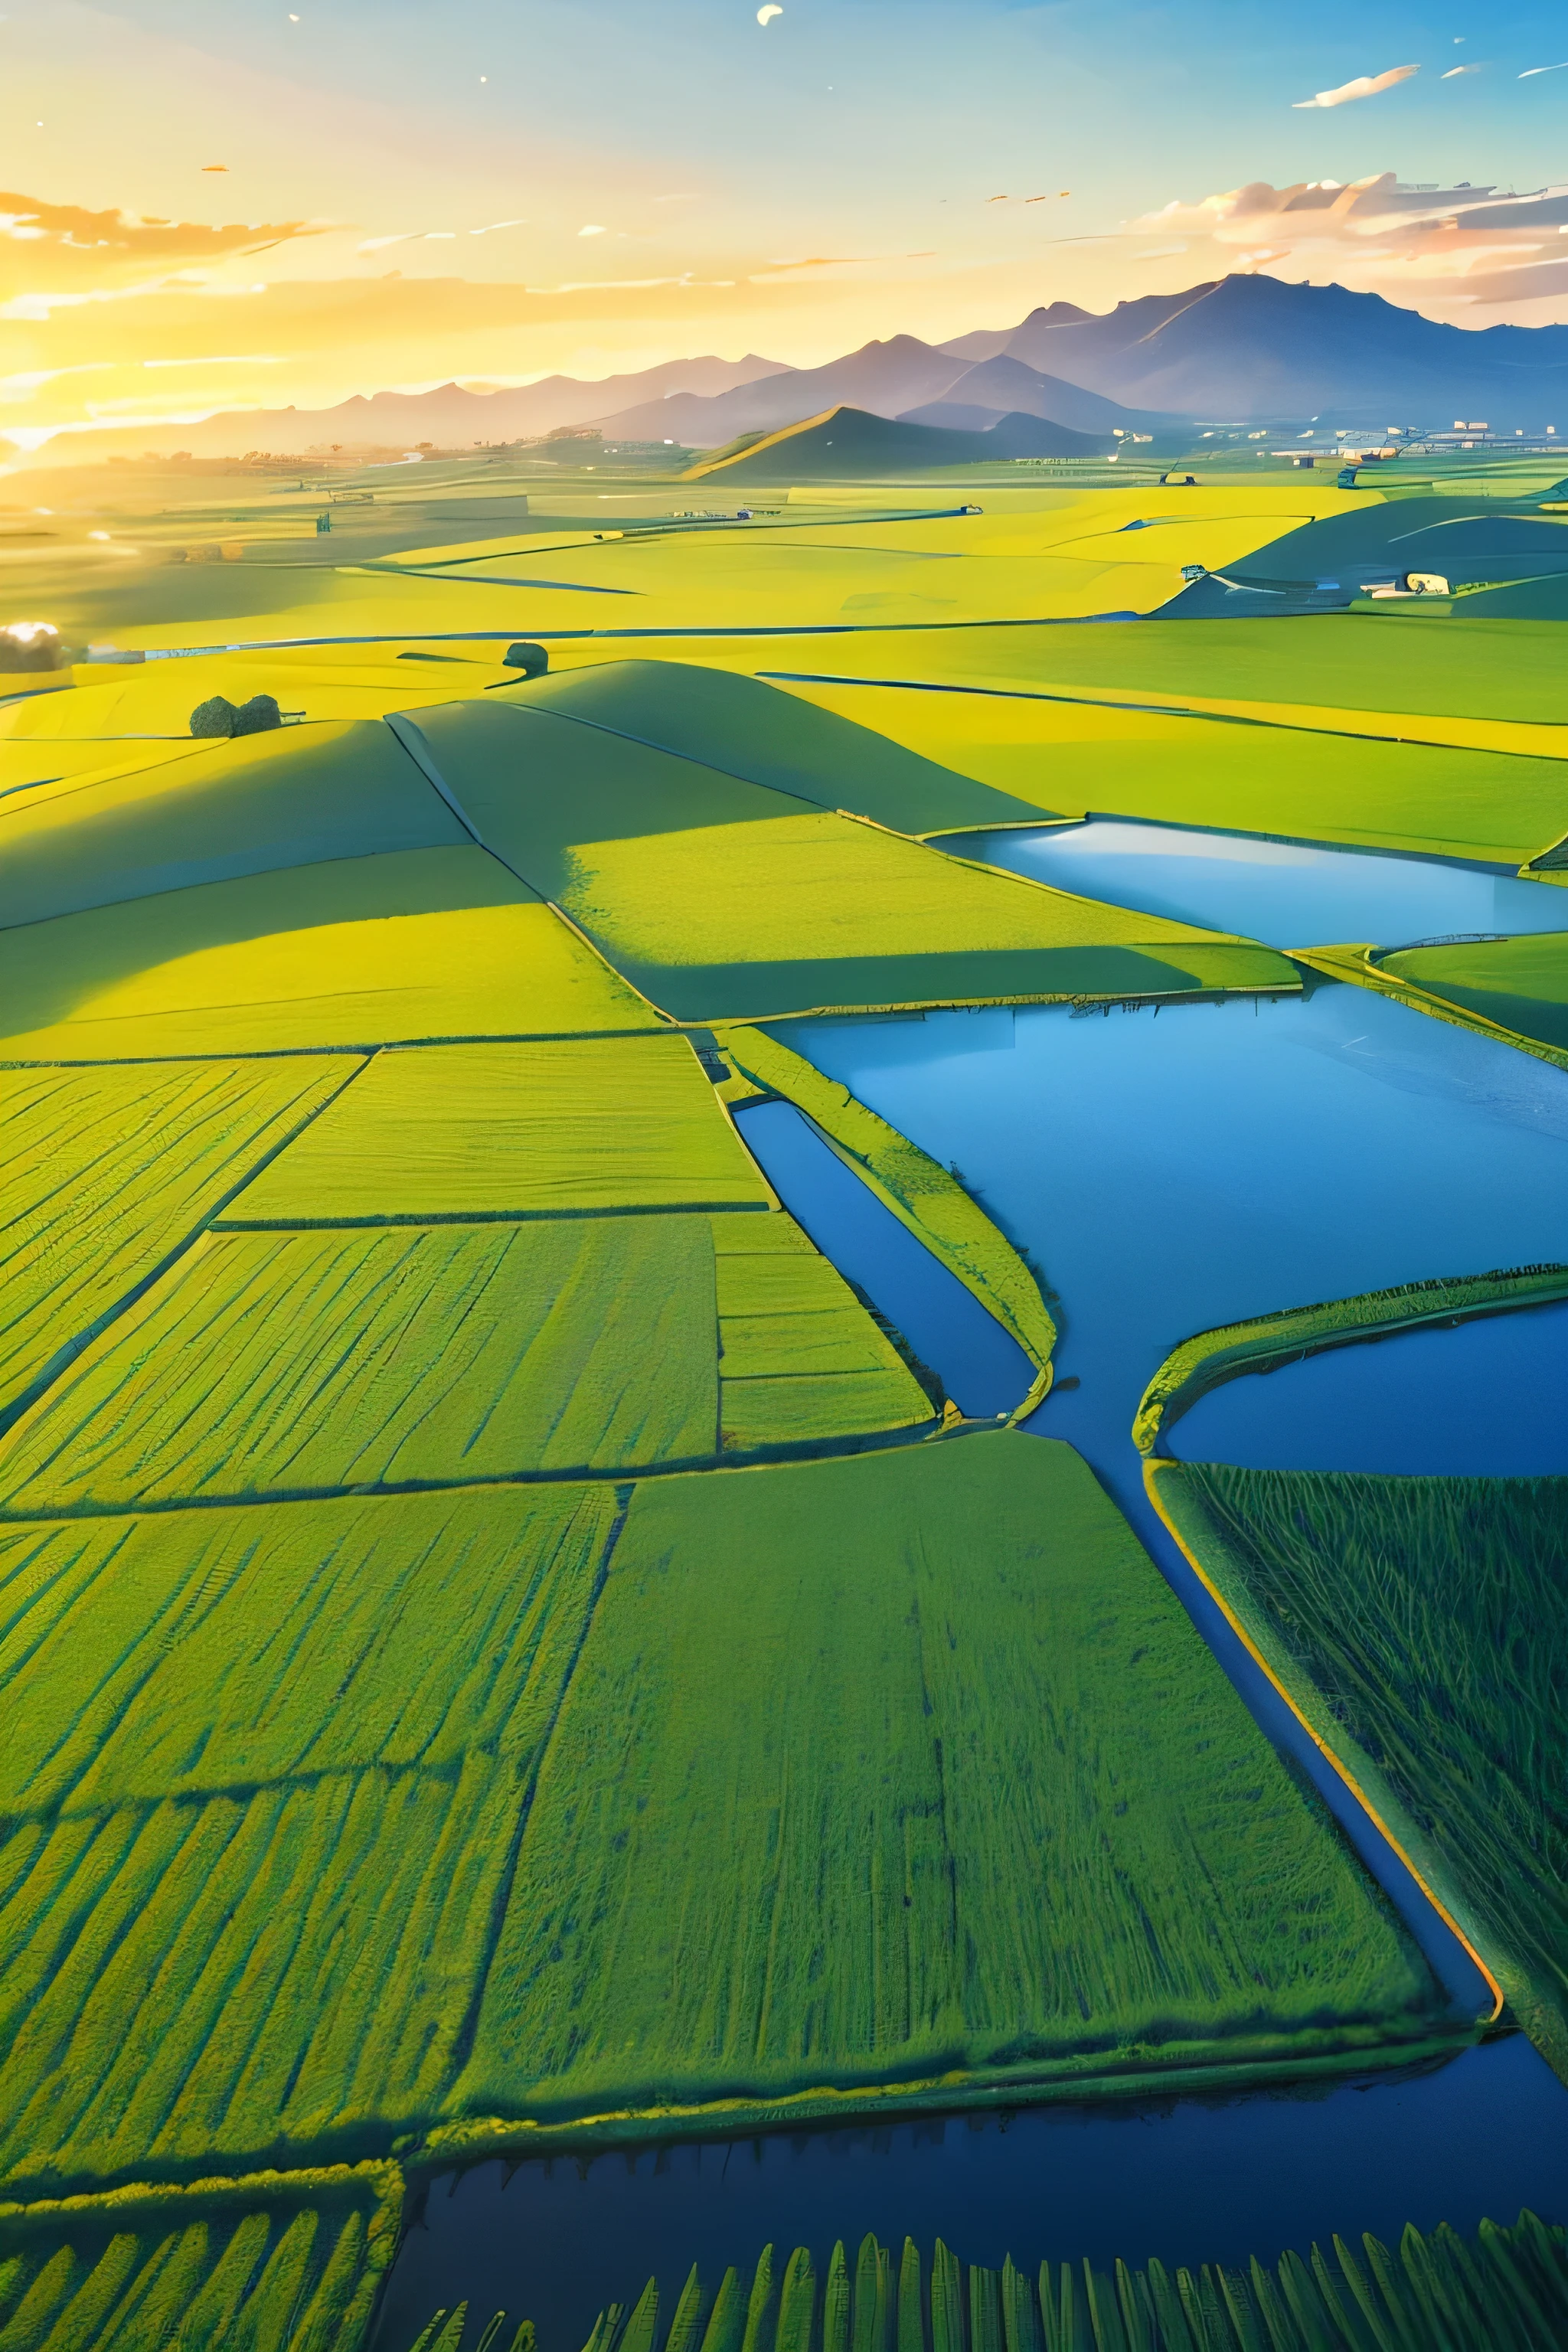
[1132,1260,1568,1457]
[715,1025,1056,1418]
[403,2210,1568,2352]
[0,2161,401,2352]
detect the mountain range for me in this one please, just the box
[966,277,1568,424]
[35,276,1568,464]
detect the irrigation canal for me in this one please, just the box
[371,835,1568,2350]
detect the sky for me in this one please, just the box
[5,0,1568,445]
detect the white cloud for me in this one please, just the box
[1520,62,1568,78]
[1293,65,1419,109]
[1128,171,1568,309]
[578,223,608,237]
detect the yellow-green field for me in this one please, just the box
[2,453,1556,2346]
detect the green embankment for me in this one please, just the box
[1293,939,1568,1075]
[1132,1263,1568,1456]
[717,1024,1056,1416]
[397,697,1297,1020]
[0,1056,362,1429]
[434,1436,1456,2161]
[1150,1462,1568,2086]
[222,1036,773,1223]
[0,2162,401,2351]
[416,2210,1568,2352]
[0,850,660,1060]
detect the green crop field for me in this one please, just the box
[0,1056,361,1427]
[442,1437,1454,2148]
[0,1442,1456,2201]
[220,1036,773,1223]
[415,2207,1568,2352]
[712,1214,934,1448]
[4,455,1563,2341]
[768,675,1568,869]
[0,2164,400,2352]
[0,1209,933,1509]
[0,849,657,1061]
[1153,1461,1568,2085]
[0,1483,617,2185]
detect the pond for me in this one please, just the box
[944,818,1568,952]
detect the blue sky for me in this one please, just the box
[3,0,1567,434]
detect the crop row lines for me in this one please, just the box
[0,1414,955,1526]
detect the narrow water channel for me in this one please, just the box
[731,1097,1035,1419]
[372,922,1568,2351]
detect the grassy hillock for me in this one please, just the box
[398,698,1295,1021]
[678,405,1109,482]
[1154,1460,1568,2084]
[498,659,1049,835]
[2,717,468,930]
[409,2210,1568,2352]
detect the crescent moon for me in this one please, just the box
[757,5,782,22]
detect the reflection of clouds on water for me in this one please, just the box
[1288,984,1568,1145]
[962,821,1568,952]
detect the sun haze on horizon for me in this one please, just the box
[5,0,1568,444]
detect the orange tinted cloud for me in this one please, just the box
[0,188,321,263]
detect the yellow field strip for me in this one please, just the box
[761,664,1568,768]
